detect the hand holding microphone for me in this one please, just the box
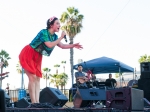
[61,31,67,42]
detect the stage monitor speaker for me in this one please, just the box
[106,87,144,111]
[140,62,150,78]
[5,92,10,107]
[0,89,6,112]
[15,98,30,108]
[138,78,150,106]
[39,87,68,107]
[141,62,150,72]
[73,88,106,108]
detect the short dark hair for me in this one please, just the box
[109,73,112,76]
[78,65,83,67]
[46,17,58,29]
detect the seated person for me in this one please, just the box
[105,73,117,88]
[90,74,96,81]
[75,65,88,88]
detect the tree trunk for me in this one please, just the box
[0,66,3,88]
[63,66,65,73]
[64,84,66,95]
[1,66,3,74]
[56,69,58,74]
[61,85,63,94]
[63,66,66,92]
[69,38,74,88]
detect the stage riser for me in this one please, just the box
[6,108,149,112]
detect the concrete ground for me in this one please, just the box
[63,102,73,107]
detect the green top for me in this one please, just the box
[30,29,58,56]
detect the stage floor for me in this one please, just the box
[6,107,150,112]
[5,102,150,112]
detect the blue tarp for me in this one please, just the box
[73,56,134,74]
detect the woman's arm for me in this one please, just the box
[44,31,66,48]
[44,38,63,48]
[57,42,74,49]
[57,42,83,49]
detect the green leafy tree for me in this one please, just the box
[54,64,60,74]
[0,50,11,88]
[61,61,66,73]
[42,68,51,79]
[138,54,150,63]
[16,61,24,74]
[115,73,120,78]
[61,61,67,90]
[42,68,51,87]
[50,74,60,89]
[16,61,25,89]
[58,73,68,90]
[60,7,84,85]
[0,50,11,74]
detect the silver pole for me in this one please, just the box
[119,66,122,87]
[134,68,136,80]
[21,68,24,89]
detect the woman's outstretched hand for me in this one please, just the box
[73,43,83,50]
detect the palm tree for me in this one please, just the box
[54,64,60,74]
[0,50,11,74]
[138,54,150,63]
[61,61,67,92]
[58,73,68,94]
[115,73,120,78]
[16,61,25,89]
[42,68,51,87]
[16,61,24,74]
[50,74,60,89]
[0,50,11,88]
[60,7,84,86]
[61,61,66,73]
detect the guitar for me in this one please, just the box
[76,77,88,84]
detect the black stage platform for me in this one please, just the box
[6,108,150,112]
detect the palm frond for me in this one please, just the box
[0,50,11,69]
[60,7,84,38]
[67,7,75,14]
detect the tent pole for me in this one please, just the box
[119,66,122,87]
[134,68,136,80]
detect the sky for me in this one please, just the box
[0,0,150,89]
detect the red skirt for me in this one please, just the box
[19,45,42,78]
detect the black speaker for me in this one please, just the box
[106,87,144,110]
[0,89,6,112]
[73,88,106,108]
[39,87,68,107]
[138,78,150,106]
[140,62,150,79]
[15,98,30,108]
[5,92,10,107]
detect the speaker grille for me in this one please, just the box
[39,87,68,107]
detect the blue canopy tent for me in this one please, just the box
[73,56,134,87]
[73,56,134,74]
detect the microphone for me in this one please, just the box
[64,35,67,42]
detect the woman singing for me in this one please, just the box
[19,16,83,103]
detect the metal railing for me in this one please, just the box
[5,89,71,103]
